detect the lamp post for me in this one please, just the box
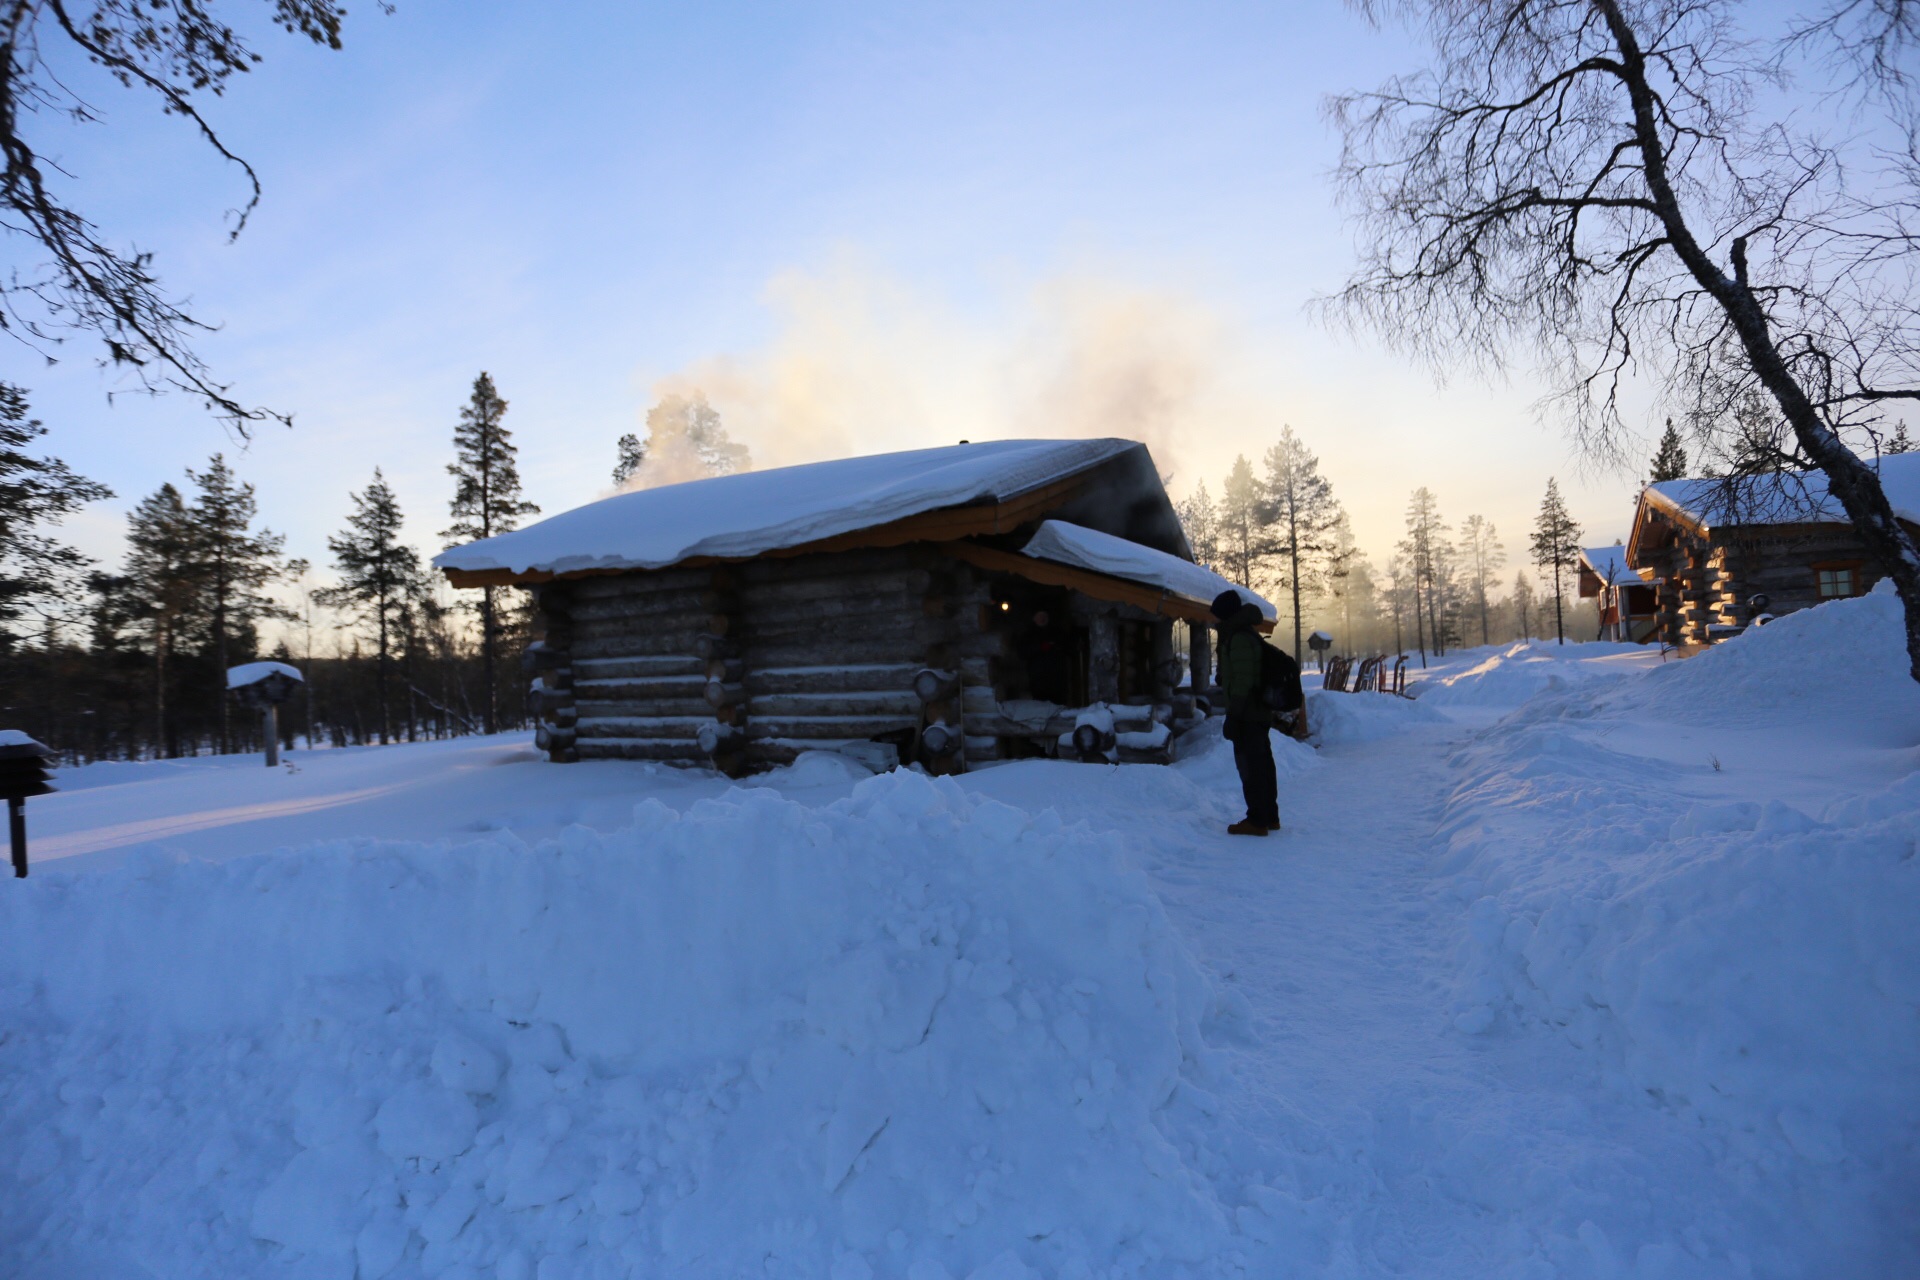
[0,732,54,878]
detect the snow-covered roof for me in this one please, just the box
[436,439,1142,579]
[1644,452,1920,531]
[226,661,304,690]
[0,730,47,755]
[1578,545,1650,586]
[1020,520,1277,621]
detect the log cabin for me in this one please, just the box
[1624,454,1920,646]
[1577,545,1661,643]
[433,439,1275,774]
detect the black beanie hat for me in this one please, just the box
[1210,589,1243,621]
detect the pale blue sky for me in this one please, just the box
[28,1,1643,594]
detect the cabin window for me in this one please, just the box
[1814,562,1862,599]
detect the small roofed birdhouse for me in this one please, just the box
[227,661,303,710]
[0,731,54,878]
[1307,631,1334,652]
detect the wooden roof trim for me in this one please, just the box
[440,473,1093,590]
[939,541,1275,633]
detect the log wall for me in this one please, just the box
[526,543,1183,771]
[1639,513,1892,645]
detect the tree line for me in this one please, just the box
[0,376,546,763]
[1175,426,1594,663]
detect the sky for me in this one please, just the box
[23,0,1657,610]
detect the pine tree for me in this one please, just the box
[1649,419,1689,483]
[186,455,288,752]
[612,433,647,486]
[1459,515,1505,646]
[1322,513,1372,653]
[1530,478,1583,644]
[1174,480,1220,573]
[1399,488,1448,665]
[0,383,111,653]
[1217,456,1266,589]
[1511,570,1535,641]
[124,484,202,755]
[1885,424,1914,456]
[1262,426,1342,659]
[443,372,540,734]
[318,470,426,744]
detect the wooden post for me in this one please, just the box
[1188,620,1212,695]
[264,705,280,768]
[1089,614,1119,704]
[8,797,24,878]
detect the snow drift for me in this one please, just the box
[0,772,1243,1279]
[1436,590,1920,1274]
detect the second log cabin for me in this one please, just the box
[433,438,1275,773]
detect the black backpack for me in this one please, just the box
[1258,639,1304,714]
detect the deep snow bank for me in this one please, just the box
[1436,591,1920,1273]
[1411,640,1650,710]
[0,771,1245,1279]
[1305,689,1445,745]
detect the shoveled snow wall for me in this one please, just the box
[0,771,1245,1280]
[1434,591,1920,1274]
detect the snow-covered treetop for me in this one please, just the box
[1645,452,1920,532]
[1020,520,1277,620]
[226,661,304,690]
[434,439,1142,578]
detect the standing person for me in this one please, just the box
[1212,589,1283,836]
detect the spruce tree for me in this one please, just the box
[319,470,426,744]
[1217,456,1266,589]
[615,391,750,489]
[1511,570,1535,640]
[186,455,288,752]
[443,372,540,734]
[0,383,111,653]
[1399,488,1448,664]
[1649,419,1689,483]
[124,484,202,756]
[613,433,647,487]
[1174,479,1220,573]
[1262,426,1342,659]
[1530,478,1583,644]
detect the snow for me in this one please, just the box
[435,439,1141,578]
[5,601,1918,1276]
[1646,450,1920,529]
[0,730,47,753]
[1020,521,1275,620]
[1577,544,1648,584]
[226,661,305,690]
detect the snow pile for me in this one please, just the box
[1604,583,1920,741]
[1304,689,1445,745]
[1411,640,1646,710]
[0,770,1247,1279]
[1434,591,1920,1272]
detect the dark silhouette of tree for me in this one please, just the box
[1460,514,1505,645]
[1530,478,1583,644]
[186,455,288,750]
[317,470,424,744]
[613,391,750,488]
[1217,455,1266,589]
[1328,0,1920,680]
[0,382,109,652]
[1399,487,1448,664]
[124,483,200,754]
[443,372,539,734]
[1262,427,1343,659]
[1649,420,1689,483]
[0,2,376,429]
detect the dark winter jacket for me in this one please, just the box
[1217,603,1268,727]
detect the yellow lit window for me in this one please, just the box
[1817,567,1856,598]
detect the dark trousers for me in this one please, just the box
[1226,718,1280,827]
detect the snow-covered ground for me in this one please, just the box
[4,593,1916,1278]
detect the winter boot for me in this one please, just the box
[1227,819,1269,837]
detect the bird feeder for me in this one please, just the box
[227,662,305,767]
[1307,630,1334,670]
[0,731,54,878]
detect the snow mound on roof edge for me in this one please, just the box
[0,770,1245,1278]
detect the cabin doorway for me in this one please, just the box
[990,581,1088,707]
